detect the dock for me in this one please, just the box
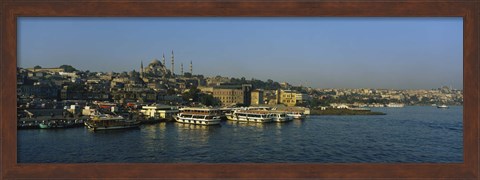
[18,116,88,129]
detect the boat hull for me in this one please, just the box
[84,121,140,131]
[228,116,273,123]
[174,116,221,126]
[273,117,293,122]
[89,124,140,131]
[287,114,305,120]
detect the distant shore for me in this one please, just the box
[310,108,386,115]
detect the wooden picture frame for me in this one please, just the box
[1,0,478,179]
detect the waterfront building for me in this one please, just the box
[140,104,178,120]
[213,88,245,106]
[295,93,310,104]
[277,89,297,107]
[250,89,264,105]
[212,84,252,106]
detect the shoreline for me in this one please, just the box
[310,108,386,115]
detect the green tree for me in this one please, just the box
[199,94,220,106]
[184,72,192,78]
[183,86,200,102]
[59,65,77,72]
[33,65,42,69]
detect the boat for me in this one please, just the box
[286,111,306,120]
[386,103,405,108]
[84,114,140,131]
[38,119,83,129]
[270,111,292,122]
[227,110,273,123]
[174,107,222,125]
[39,121,67,129]
[437,105,449,109]
[224,108,245,120]
[247,106,272,111]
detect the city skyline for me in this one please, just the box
[18,17,463,89]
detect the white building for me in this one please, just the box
[140,104,178,120]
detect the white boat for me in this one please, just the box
[227,110,273,123]
[437,105,449,109]
[247,106,272,111]
[175,107,221,125]
[223,108,244,120]
[386,103,405,108]
[84,114,140,131]
[286,111,305,120]
[270,111,292,122]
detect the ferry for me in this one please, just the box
[287,111,306,120]
[227,110,273,123]
[174,107,221,125]
[437,104,449,109]
[386,103,405,108]
[224,108,244,120]
[84,114,140,131]
[270,111,292,122]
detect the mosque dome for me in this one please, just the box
[150,59,162,66]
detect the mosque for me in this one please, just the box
[140,51,192,79]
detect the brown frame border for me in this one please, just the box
[1,0,478,179]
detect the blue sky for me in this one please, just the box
[18,17,463,89]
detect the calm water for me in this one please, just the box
[18,106,463,163]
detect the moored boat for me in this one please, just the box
[270,111,292,122]
[84,114,140,131]
[386,103,405,108]
[174,107,221,125]
[437,104,449,109]
[227,110,273,123]
[286,111,306,120]
[38,119,83,129]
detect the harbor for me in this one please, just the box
[18,106,463,163]
[17,103,312,130]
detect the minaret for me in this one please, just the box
[171,50,175,76]
[140,61,144,78]
[180,63,184,75]
[162,53,166,67]
[190,61,193,75]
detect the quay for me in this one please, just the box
[17,108,87,129]
[18,116,88,129]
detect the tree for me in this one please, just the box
[59,65,77,72]
[184,72,192,78]
[33,65,42,69]
[199,94,220,106]
[182,86,200,102]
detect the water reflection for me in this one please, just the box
[142,122,167,139]
[293,119,305,127]
[225,120,268,128]
[173,123,220,144]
